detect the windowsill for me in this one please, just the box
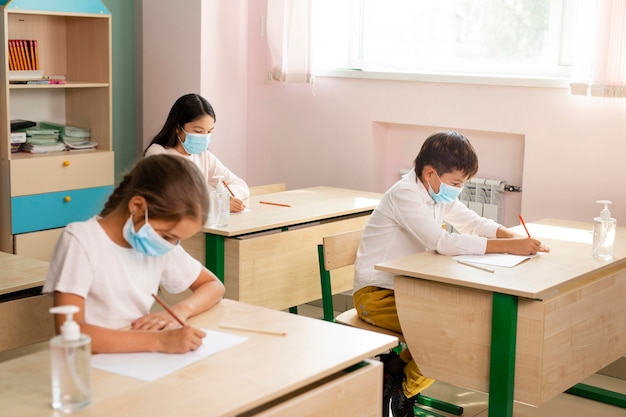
[315,69,571,89]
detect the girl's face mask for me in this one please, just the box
[178,129,211,155]
[123,206,177,256]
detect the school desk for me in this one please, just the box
[0,298,398,417]
[197,186,381,310]
[0,252,53,352]
[375,218,626,417]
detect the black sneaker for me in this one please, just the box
[391,388,418,417]
[378,352,405,417]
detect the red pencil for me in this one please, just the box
[518,215,531,238]
[151,293,185,327]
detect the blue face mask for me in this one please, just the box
[123,207,177,256]
[178,129,211,155]
[428,171,463,204]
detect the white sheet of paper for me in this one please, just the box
[452,253,538,268]
[91,329,247,382]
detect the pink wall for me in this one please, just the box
[139,0,248,177]
[141,1,626,227]
[246,1,626,226]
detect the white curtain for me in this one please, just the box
[570,0,626,98]
[266,0,313,83]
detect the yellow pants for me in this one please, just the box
[354,286,435,398]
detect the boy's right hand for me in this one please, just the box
[487,237,550,255]
[506,237,550,255]
[158,326,206,353]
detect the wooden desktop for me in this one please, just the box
[197,186,381,310]
[375,218,626,417]
[0,298,398,417]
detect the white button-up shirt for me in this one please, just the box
[354,169,501,292]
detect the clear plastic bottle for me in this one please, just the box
[49,305,92,412]
[592,200,616,260]
[209,175,230,227]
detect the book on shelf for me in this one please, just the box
[8,39,39,71]
[10,132,26,144]
[20,142,66,154]
[10,119,37,131]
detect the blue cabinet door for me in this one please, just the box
[11,186,113,234]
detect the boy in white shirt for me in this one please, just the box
[353,131,549,417]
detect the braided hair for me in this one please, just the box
[100,154,209,225]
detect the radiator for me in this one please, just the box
[459,177,506,224]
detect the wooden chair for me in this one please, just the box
[317,230,464,416]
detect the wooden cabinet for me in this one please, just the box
[0,0,113,260]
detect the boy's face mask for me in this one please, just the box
[428,171,463,204]
[123,206,177,256]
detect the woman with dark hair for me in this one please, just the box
[44,155,225,354]
[144,93,249,212]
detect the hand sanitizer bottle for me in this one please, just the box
[592,200,616,260]
[49,305,92,412]
[209,175,230,227]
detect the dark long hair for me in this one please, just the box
[100,154,210,224]
[144,93,216,153]
[414,131,479,180]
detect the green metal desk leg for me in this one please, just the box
[566,383,626,408]
[205,233,225,283]
[488,292,519,417]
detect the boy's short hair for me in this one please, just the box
[414,131,479,179]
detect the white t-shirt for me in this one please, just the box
[144,144,250,199]
[43,217,202,329]
[353,169,501,293]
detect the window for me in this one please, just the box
[312,0,580,80]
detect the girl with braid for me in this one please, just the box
[44,154,225,353]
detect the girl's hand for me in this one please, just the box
[131,311,185,331]
[157,326,206,353]
[230,196,246,213]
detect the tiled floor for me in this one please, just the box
[296,302,626,417]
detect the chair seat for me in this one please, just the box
[336,308,406,343]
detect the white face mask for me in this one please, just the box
[428,171,463,204]
[178,129,211,154]
[122,207,177,256]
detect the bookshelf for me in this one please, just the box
[0,0,114,260]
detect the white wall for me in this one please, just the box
[246,1,626,226]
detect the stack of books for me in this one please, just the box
[20,127,65,154]
[10,119,36,153]
[10,132,26,153]
[62,125,97,150]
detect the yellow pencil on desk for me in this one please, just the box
[456,260,495,273]
[219,324,286,336]
[259,201,291,207]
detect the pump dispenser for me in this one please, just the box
[592,200,616,260]
[49,305,92,412]
[209,175,230,227]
